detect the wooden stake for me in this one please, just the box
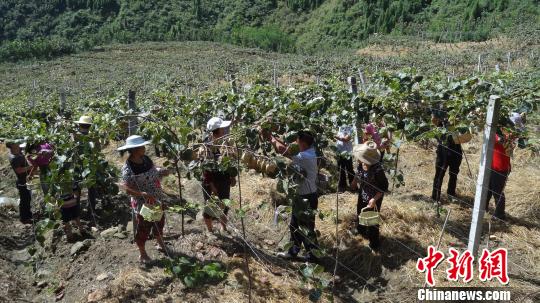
[423,209,452,288]
[477,54,482,73]
[467,95,501,257]
[273,62,277,87]
[235,143,252,303]
[347,76,361,145]
[358,69,366,87]
[128,90,137,136]
[59,88,66,114]
[230,74,238,94]
[332,189,340,301]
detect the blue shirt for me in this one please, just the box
[292,147,318,195]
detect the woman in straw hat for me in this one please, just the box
[118,135,170,264]
[351,141,388,252]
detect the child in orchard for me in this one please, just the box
[375,114,392,158]
[59,184,86,242]
[201,117,237,234]
[6,140,33,224]
[26,141,54,197]
[351,141,388,252]
[362,118,386,161]
[265,129,319,262]
[51,161,88,242]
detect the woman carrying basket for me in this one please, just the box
[351,141,388,252]
[118,135,170,264]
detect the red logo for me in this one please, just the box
[417,247,509,286]
[479,248,509,284]
[446,248,474,283]
[416,245,445,286]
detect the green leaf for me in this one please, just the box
[236,207,246,218]
[301,264,314,278]
[184,275,195,288]
[221,199,232,207]
[283,241,294,252]
[311,249,326,259]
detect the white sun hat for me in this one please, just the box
[75,115,93,125]
[117,135,151,151]
[206,117,231,132]
[353,141,381,165]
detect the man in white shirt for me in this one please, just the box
[335,125,354,192]
[509,112,527,148]
[265,130,320,262]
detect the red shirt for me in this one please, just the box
[491,135,511,173]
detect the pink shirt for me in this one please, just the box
[27,143,53,167]
[364,123,382,147]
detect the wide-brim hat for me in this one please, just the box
[117,135,151,151]
[76,115,93,125]
[207,117,231,132]
[354,141,380,165]
[5,138,25,148]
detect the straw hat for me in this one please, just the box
[207,117,231,132]
[117,135,151,151]
[354,141,381,165]
[5,138,24,148]
[75,115,93,125]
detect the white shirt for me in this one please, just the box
[292,147,318,195]
[336,126,353,153]
[509,112,524,131]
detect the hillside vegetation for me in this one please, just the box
[1,0,539,61]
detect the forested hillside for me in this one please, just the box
[1,0,538,61]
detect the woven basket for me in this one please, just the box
[358,207,381,226]
[140,204,163,222]
[452,132,472,144]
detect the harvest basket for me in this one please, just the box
[358,206,381,226]
[452,132,472,144]
[140,204,163,222]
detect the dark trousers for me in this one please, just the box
[485,170,509,219]
[202,175,231,219]
[337,156,354,190]
[289,193,319,255]
[39,166,50,196]
[87,187,97,212]
[76,186,98,213]
[357,195,383,249]
[432,152,462,201]
[17,183,32,221]
[135,212,165,247]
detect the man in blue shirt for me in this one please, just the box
[265,130,319,262]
